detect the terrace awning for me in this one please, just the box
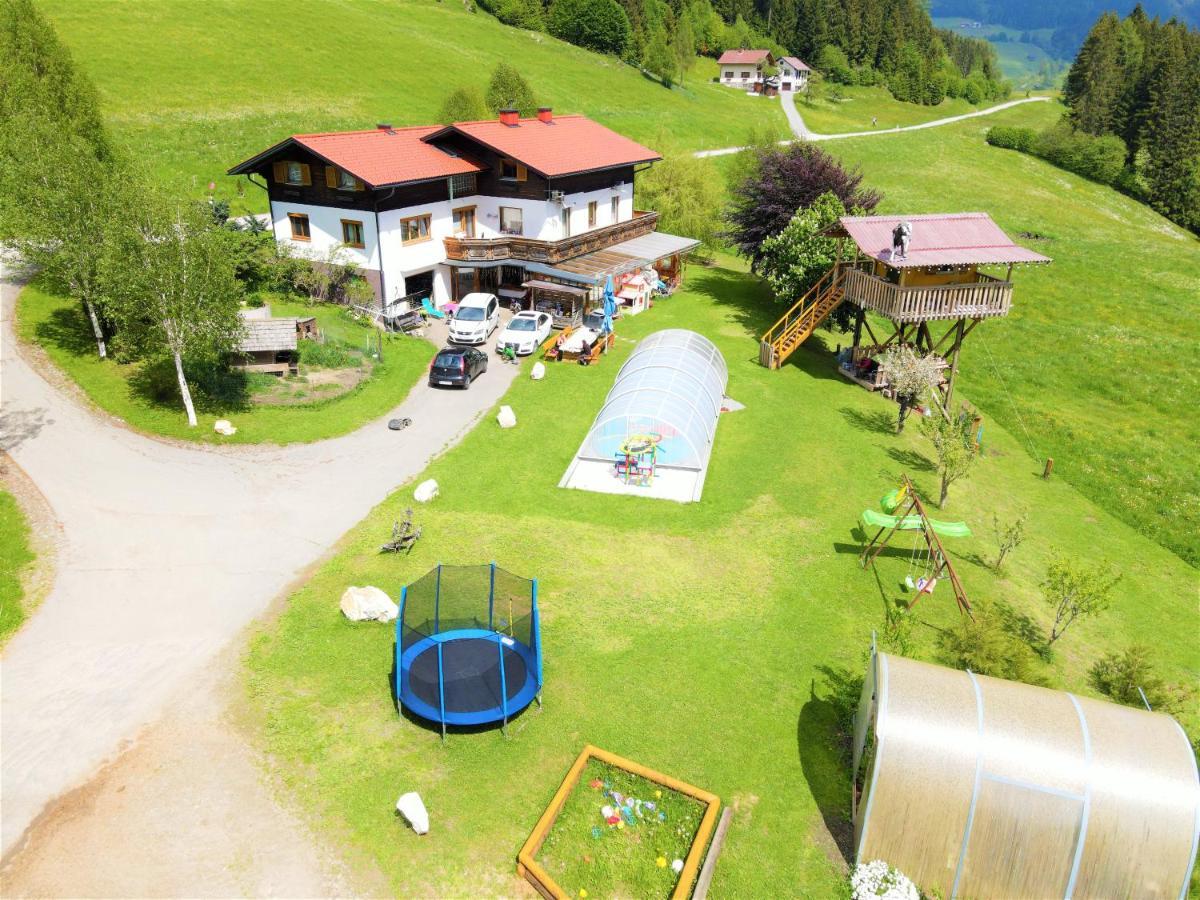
[553,231,701,283]
[522,279,588,296]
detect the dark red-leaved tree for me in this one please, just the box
[727,143,882,270]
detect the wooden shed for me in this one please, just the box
[233,318,299,376]
[852,651,1199,899]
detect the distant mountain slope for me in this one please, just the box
[931,0,1198,55]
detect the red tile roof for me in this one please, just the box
[780,55,810,72]
[717,49,772,65]
[426,115,660,178]
[832,213,1052,268]
[227,126,483,187]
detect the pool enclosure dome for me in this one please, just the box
[560,329,728,502]
[395,564,542,738]
[853,650,1199,899]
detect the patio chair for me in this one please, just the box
[421,297,446,319]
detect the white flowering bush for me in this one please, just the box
[850,859,920,900]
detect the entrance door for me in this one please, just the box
[453,267,477,301]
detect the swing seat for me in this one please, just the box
[904,575,916,591]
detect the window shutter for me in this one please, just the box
[516,164,527,182]
[299,163,311,186]
[273,161,287,183]
[354,178,365,192]
[325,166,338,188]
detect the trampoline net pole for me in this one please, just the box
[434,563,442,634]
[497,635,509,734]
[532,578,543,701]
[396,585,407,711]
[489,561,496,630]
[437,642,447,742]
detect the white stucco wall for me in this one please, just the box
[720,64,761,85]
[270,180,637,305]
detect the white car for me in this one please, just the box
[448,292,500,345]
[496,310,552,355]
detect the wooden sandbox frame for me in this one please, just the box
[517,745,722,900]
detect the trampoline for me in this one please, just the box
[395,564,542,737]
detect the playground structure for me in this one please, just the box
[759,213,1051,418]
[395,563,542,739]
[859,475,973,616]
[560,330,728,503]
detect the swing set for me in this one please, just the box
[859,475,974,618]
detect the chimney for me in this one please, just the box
[376,123,393,132]
[537,106,553,124]
[498,108,520,127]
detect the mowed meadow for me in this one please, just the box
[39,0,786,206]
[816,100,1200,566]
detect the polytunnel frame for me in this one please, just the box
[851,648,1200,900]
[560,329,729,503]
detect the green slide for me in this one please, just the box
[861,508,972,538]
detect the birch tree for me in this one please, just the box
[108,196,242,427]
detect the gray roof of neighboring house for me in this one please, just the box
[238,318,298,353]
[781,56,811,72]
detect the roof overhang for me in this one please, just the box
[419,124,660,179]
[824,214,1052,269]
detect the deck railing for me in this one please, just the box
[443,210,659,264]
[842,266,1013,322]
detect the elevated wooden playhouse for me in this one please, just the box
[759,213,1050,414]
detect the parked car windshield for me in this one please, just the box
[434,352,464,367]
[454,307,485,321]
[508,317,537,331]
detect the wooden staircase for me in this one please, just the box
[759,264,847,369]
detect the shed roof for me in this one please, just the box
[854,651,1199,899]
[238,319,298,353]
[425,115,660,178]
[780,55,811,72]
[717,49,772,65]
[830,213,1052,269]
[227,126,483,188]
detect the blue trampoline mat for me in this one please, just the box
[398,628,538,726]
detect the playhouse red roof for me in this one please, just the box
[426,115,661,178]
[227,126,484,187]
[717,49,773,65]
[830,213,1052,268]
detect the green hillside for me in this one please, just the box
[39,0,787,209]
[822,102,1200,566]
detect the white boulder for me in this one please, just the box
[213,419,237,436]
[497,405,517,429]
[414,479,439,503]
[339,585,398,623]
[530,362,546,381]
[396,791,429,835]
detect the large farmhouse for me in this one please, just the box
[228,110,697,317]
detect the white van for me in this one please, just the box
[448,292,500,345]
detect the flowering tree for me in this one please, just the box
[875,346,942,433]
[850,860,919,900]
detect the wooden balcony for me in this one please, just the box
[841,265,1013,323]
[443,210,659,264]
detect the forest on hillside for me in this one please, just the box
[480,0,1008,105]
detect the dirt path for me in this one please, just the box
[695,95,1052,157]
[0,267,519,884]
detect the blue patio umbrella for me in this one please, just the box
[602,275,616,333]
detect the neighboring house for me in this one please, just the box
[227,110,699,313]
[717,49,773,89]
[778,56,811,92]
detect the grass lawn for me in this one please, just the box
[244,256,1197,896]
[39,0,787,212]
[816,100,1200,566]
[16,283,431,444]
[0,490,36,647]
[796,84,1004,135]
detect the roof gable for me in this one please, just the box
[424,115,661,178]
[780,56,810,72]
[717,49,772,65]
[831,213,1052,268]
[228,126,483,188]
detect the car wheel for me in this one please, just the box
[481,359,489,373]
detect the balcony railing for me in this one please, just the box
[841,265,1013,323]
[443,210,659,264]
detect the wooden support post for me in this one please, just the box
[943,318,967,412]
[693,807,734,900]
[1043,457,1054,479]
[852,307,864,353]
